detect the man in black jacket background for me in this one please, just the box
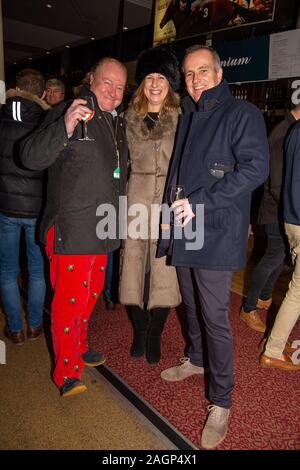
[259,112,300,372]
[0,68,49,346]
[21,58,128,397]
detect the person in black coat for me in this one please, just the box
[21,58,128,397]
[0,68,49,345]
[240,105,300,333]
[157,45,269,449]
[259,116,300,371]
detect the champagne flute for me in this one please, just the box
[168,185,185,226]
[79,96,95,141]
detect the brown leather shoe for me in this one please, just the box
[240,308,266,333]
[258,337,297,355]
[260,353,300,371]
[27,325,43,341]
[4,325,25,345]
[256,298,272,310]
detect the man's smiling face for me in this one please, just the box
[183,49,223,103]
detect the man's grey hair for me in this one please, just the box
[45,78,65,92]
[182,45,222,73]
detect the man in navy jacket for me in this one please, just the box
[157,45,269,449]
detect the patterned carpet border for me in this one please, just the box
[89,292,300,450]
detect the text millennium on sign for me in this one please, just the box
[221,56,252,67]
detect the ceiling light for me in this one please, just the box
[123,26,128,31]
[28,57,32,60]
[46,4,52,8]
[65,45,70,48]
[46,51,50,54]
[90,37,95,41]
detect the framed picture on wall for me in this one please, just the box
[153,0,277,46]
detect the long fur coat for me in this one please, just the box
[119,106,181,310]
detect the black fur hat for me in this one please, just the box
[135,46,180,91]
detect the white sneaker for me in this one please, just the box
[160,357,204,382]
[200,404,230,449]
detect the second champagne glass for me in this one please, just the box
[168,185,185,226]
[79,96,95,141]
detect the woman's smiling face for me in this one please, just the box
[144,73,170,112]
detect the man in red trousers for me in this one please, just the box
[21,58,128,396]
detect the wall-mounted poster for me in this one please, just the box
[215,35,270,82]
[269,29,300,79]
[153,0,177,46]
[153,0,276,46]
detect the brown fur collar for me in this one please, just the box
[125,106,180,141]
[6,89,50,111]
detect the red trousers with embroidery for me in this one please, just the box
[46,226,107,388]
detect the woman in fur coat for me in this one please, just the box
[119,47,181,364]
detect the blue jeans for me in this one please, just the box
[0,214,46,332]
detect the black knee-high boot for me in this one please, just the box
[146,308,169,364]
[130,306,149,357]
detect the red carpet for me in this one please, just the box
[89,292,300,450]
